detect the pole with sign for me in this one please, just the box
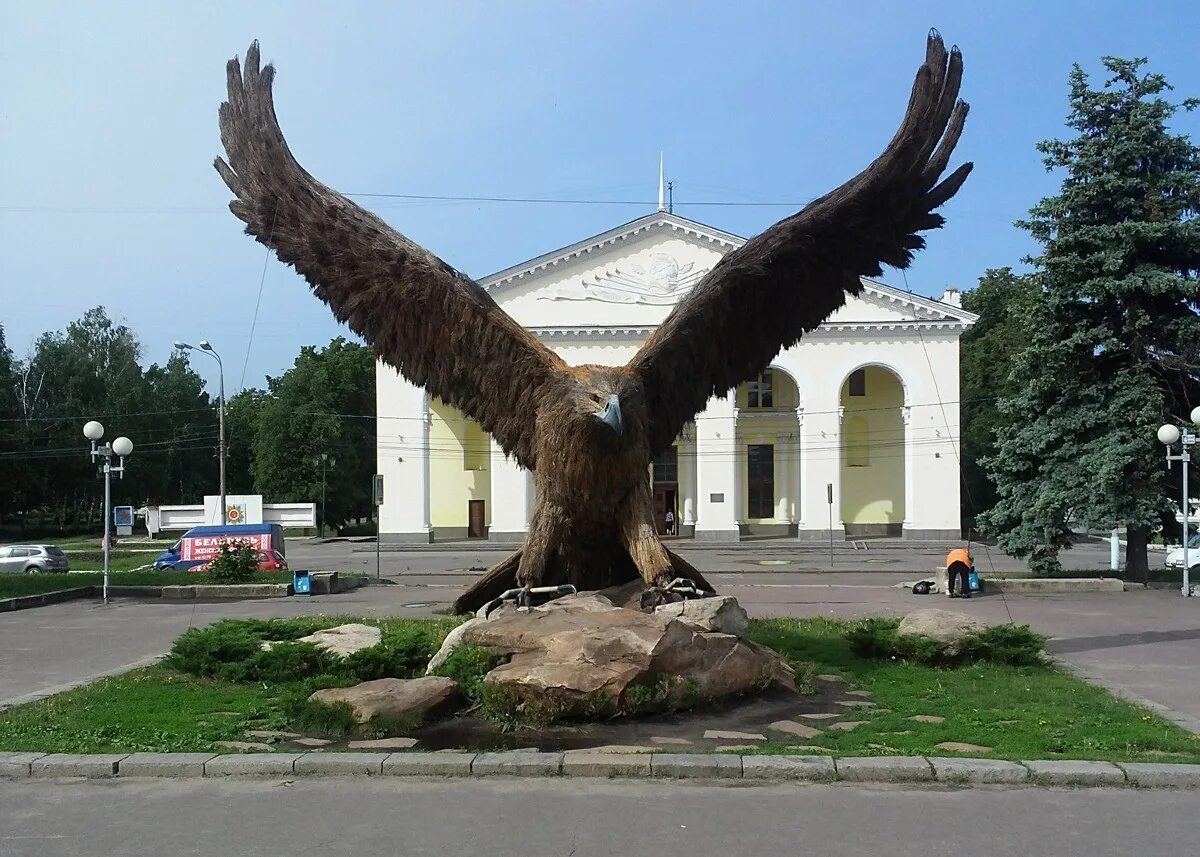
[373,474,384,581]
[826,482,834,569]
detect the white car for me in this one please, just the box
[1163,534,1200,570]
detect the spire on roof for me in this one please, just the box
[657,152,666,213]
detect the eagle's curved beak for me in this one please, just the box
[594,393,623,436]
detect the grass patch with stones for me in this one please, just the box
[745,618,1200,763]
[0,616,1197,762]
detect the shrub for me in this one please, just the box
[205,542,260,584]
[847,617,1045,667]
[344,626,441,682]
[167,620,263,678]
[432,645,499,703]
[224,641,340,684]
[167,619,345,683]
[958,624,1048,666]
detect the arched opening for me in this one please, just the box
[839,365,905,536]
[735,366,801,535]
[428,397,492,539]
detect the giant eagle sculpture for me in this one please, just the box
[216,33,971,615]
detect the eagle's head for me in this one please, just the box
[543,365,649,467]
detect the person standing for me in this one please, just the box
[664,508,675,537]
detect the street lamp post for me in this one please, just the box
[83,421,133,605]
[317,453,335,538]
[1156,406,1200,598]
[176,340,226,523]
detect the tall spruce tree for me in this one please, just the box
[981,58,1200,577]
[959,269,1039,529]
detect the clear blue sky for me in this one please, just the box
[2,0,1198,395]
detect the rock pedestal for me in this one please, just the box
[459,593,794,719]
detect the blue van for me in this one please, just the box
[154,524,286,571]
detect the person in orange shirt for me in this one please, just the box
[946,548,974,599]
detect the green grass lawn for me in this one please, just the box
[0,616,1196,762]
[747,618,1200,763]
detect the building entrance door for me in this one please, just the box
[467,499,486,538]
[653,484,678,535]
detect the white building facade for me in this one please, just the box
[376,212,976,544]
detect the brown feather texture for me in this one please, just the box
[215,41,567,470]
[214,33,971,614]
[631,30,972,457]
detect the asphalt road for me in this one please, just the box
[2,778,1195,857]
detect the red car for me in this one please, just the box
[190,549,289,573]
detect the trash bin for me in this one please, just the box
[293,569,312,596]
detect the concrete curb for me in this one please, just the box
[0,576,366,612]
[2,751,1199,788]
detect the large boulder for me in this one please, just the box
[308,676,461,724]
[460,593,793,719]
[426,616,485,673]
[897,608,989,655]
[262,623,381,657]
[654,595,748,637]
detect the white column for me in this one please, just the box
[798,389,844,541]
[489,438,529,541]
[775,430,789,521]
[375,366,432,543]
[695,396,740,541]
[794,408,805,525]
[902,402,913,531]
[681,428,697,527]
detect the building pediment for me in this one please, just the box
[482,211,976,333]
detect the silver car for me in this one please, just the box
[0,544,71,574]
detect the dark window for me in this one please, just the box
[746,444,775,519]
[653,446,678,483]
[848,368,866,397]
[747,372,774,409]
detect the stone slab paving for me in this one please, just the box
[117,753,216,778]
[928,757,1030,784]
[1023,759,1126,786]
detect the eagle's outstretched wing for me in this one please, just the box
[629,32,971,456]
[215,42,567,468]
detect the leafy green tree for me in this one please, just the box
[253,338,375,531]
[224,388,267,495]
[140,353,218,503]
[0,324,21,526]
[959,269,1039,530]
[15,308,146,532]
[981,58,1200,578]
